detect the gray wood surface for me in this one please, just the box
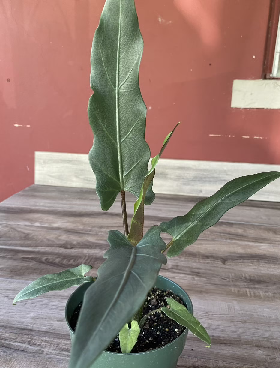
[1,184,280,368]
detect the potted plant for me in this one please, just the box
[13,0,280,367]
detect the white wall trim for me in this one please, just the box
[35,152,280,202]
[231,79,280,109]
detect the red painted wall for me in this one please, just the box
[1,0,279,202]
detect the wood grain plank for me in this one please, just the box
[0,185,280,367]
[2,185,280,225]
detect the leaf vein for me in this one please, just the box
[83,246,137,355]
[119,55,141,89]
[92,111,118,147]
[18,276,84,298]
[121,119,140,143]
[98,46,115,90]
[123,158,142,178]
[131,270,145,288]
[94,161,121,186]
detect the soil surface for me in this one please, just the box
[70,287,186,353]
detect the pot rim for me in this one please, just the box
[65,274,193,356]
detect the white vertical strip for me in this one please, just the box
[271,14,280,77]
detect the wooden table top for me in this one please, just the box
[1,184,280,368]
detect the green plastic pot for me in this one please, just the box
[65,275,193,368]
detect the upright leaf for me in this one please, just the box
[13,265,93,304]
[88,0,150,211]
[69,227,166,368]
[128,123,180,245]
[160,172,280,257]
[162,298,211,346]
[128,170,155,245]
[119,320,140,353]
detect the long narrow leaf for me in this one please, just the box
[161,172,280,257]
[128,123,180,245]
[88,0,150,211]
[162,297,211,346]
[69,226,166,368]
[13,265,93,304]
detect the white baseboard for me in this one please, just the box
[35,152,280,202]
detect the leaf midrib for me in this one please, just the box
[116,0,124,189]
[15,275,86,301]
[80,246,138,359]
[173,174,273,241]
[163,308,209,343]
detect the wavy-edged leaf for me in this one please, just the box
[119,320,140,353]
[88,0,150,211]
[128,123,180,245]
[13,265,93,304]
[69,226,166,368]
[161,171,280,257]
[162,297,211,346]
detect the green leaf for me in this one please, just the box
[144,181,155,205]
[162,297,211,346]
[161,171,280,257]
[119,320,140,353]
[128,123,180,245]
[88,0,151,211]
[13,265,93,304]
[69,226,166,368]
[128,170,155,245]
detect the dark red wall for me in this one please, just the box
[1,0,279,202]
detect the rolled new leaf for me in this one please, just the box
[69,226,167,368]
[161,171,280,257]
[162,297,211,346]
[13,265,93,304]
[144,123,180,206]
[88,0,151,211]
[128,123,180,245]
[128,170,155,245]
[119,320,140,353]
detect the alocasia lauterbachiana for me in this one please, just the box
[13,1,280,368]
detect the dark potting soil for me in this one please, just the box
[69,287,186,353]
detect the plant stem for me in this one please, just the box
[162,240,173,254]
[121,190,129,236]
